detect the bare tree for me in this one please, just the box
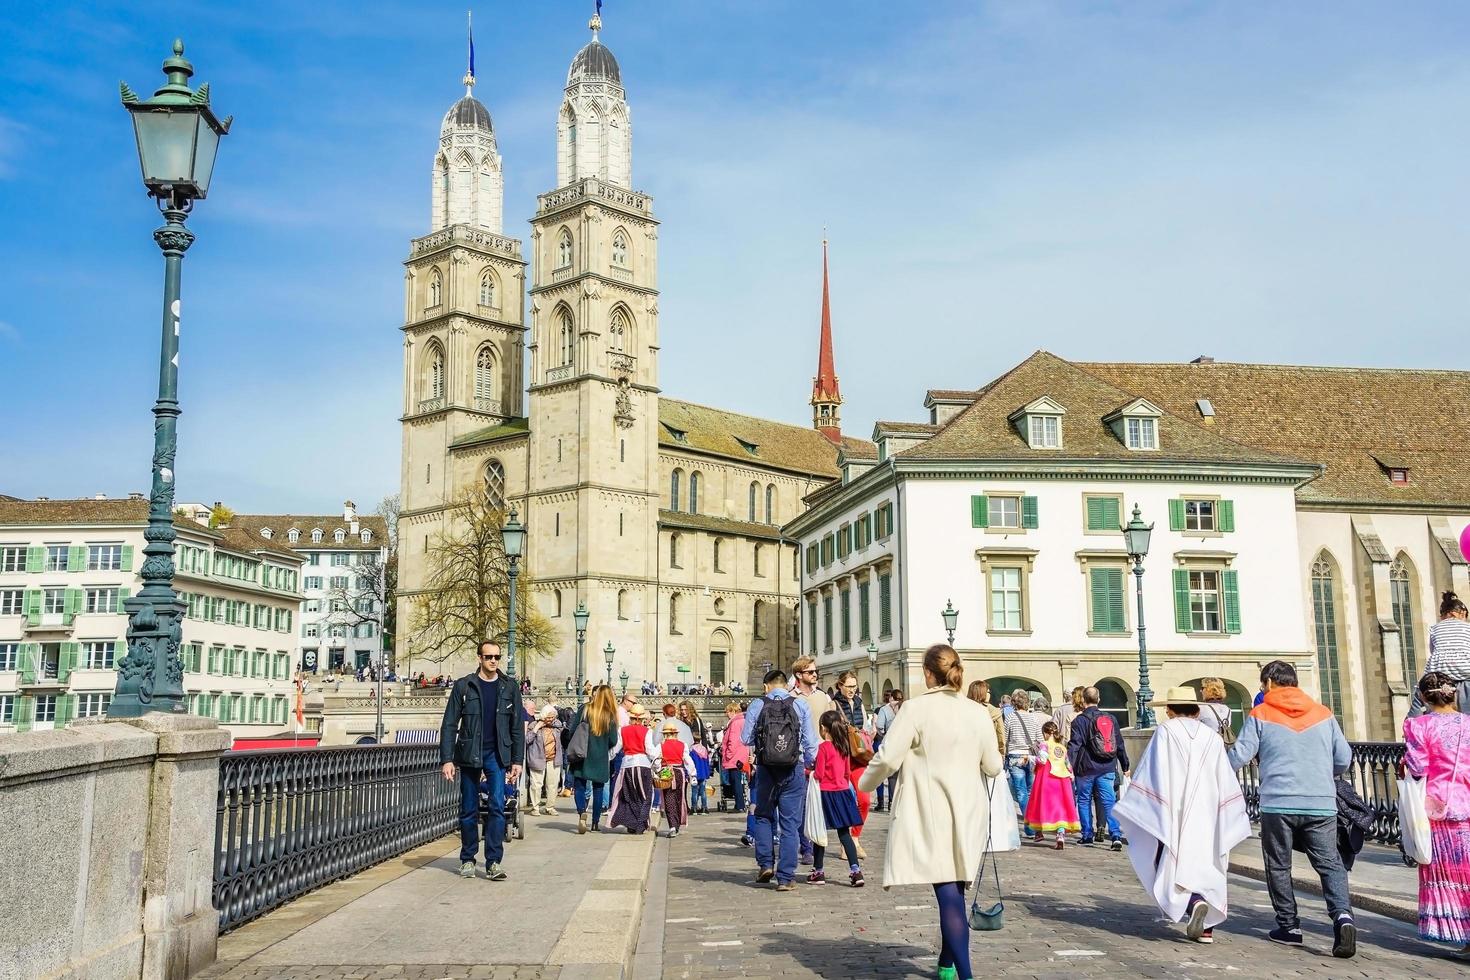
[409,488,557,669]
[377,494,400,668]
[320,551,392,662]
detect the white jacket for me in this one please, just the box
[858,686,1004,888]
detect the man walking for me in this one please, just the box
[1067,686,1130,849]
[872,689,903,811]
[440,640,525,881]
[1228,660,1356,958]
[743,668,818,891]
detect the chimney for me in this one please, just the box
[1190,355,1215,365]
[343,500,357,521]
[94,493,107,500]
[128,492,145,501]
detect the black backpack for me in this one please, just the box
[755,695,800,768]
[1086,711,1119,763]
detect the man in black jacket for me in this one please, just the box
[440,641,525,880]
[1066,686,1131,849]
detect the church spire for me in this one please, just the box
[810,237,843,444]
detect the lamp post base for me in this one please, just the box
[110,595,189,718]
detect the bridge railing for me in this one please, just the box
[213,743,456,933]
[1238,740,1405,848]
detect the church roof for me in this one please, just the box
[658,509,785,542]
[811,241,840,407]
[443,94,493,133]
[449,417,530,450]
[1079,359,1470,508]
[658,398,875,479]
[569,40,621,85]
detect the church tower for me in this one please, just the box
[525,8,662,682]
[810,239,843,443]
[399,59,527,521]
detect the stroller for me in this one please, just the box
[712,745,740,813]
[478,767,526,843]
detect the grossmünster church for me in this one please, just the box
[396,12,872,686]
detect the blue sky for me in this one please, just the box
[3,1,1469,512]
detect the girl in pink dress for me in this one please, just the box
[1025,720,1082,849]
[1403,671,1470,958]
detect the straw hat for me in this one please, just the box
[661,721,680,734]
[629,704,649,721]
[1148,686,1203,707]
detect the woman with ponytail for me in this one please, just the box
[858,644,1003,980]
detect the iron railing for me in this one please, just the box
[213,744,457,932]
[1239,741,1406,848]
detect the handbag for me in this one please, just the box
[566,720,591,768]
[985,770,1021,852]
[848,729,874,766]
[970,775,1005,930]
[1397,775,1433,864]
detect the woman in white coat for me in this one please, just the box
[858,644,1004,980]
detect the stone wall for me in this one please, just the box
[0,714,231,980]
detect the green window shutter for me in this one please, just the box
[1085,496,1105,531]
[1223,569,1242,634]
[120,545,134,572]
[58,643,77,682]
[56,694,75,727]
[116,638,128,664]
[19,643,38,683]
[69,545,87,571]
[1021,496,1039,529]
[1173,568,1192,633]
[1168,498,1186,531]
[24,589,42,626]
[118,587,130,602]
[970,495,989,528]
[16,696,34,732]
[63,588,82,624]
[26,546,44,573]
[1090,567,1125,632]
[1218,500,1235,533]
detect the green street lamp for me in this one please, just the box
[1123,503,1156,728]
[501,507,525,679]
[603,641,615,689]
[618,669,629,696]
[941,599,959,646]
[110,40,231,719]
[573,601,590,707]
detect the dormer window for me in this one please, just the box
[1010,396,1066,450]
[736,437,759,455]
[1390,468,1409,485]
[661,422,688,444]
[259,528,272,540]
[1126,417,1157,450]
[1372,454,1410,485]
[361,529,373,543]
[334,529,346,543]
[1029,415,1060,449]
[288,528,300,543]
[1104,398,1164,451]
[311,528,323,543]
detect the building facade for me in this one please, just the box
[0,497,305,736]
[396,13,869,687]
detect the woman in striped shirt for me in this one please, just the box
[1419,592,1470,719]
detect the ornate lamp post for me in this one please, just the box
[866,641,878,707]
[603,642,615,689]
[941,599,959,646]
[1123,503,1156,728]
[573,601,590,706]
[110,41,231,719]
[618,669,629,696]
[500,507,525,679]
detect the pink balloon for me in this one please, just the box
[1462,524,1470,563]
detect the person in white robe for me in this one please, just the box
[1113,687,1252,944]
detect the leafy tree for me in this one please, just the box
[208,503,235,529]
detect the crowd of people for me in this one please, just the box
[436,589,1470,973]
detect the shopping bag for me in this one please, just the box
[986,770,1021,852]
[1115,772,1131,803]
[803,774,829,842]
[1397,775,1433,864]
[970,775,1005,930]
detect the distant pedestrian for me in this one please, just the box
[721,702,752,840]
[832,671,866,730]
[809,710,865,887]
[743,668,819,891]
[1198,678,1234,743]
[609,704,655,834]
[1002,688,1042,838]
[1412,592,1470,717]
[859,644,1003,980]
[1227,660,1356,958]
[871,690,904,811]
[966,680,1005,752]
[658,720,696,837]
[1403,671,1470,958]
[679,700,708,746]
[439,640,524,882]
[526,705,564,816]
[1025,721,1080,849]
[1066,686,1130,849]
[1053,686,1086,736]
[570,685,618,834]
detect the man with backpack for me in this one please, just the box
[741,668,819,891]
[1067,686,1130,850]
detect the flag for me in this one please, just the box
[468,10,475,79]
[294,675,305,727]
[596,0,603,14]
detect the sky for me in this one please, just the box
[2,1,1469,513]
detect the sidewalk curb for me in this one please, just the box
[1228,859,1417,926]
[547,830,657,979]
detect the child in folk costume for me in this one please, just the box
[810,710,866,886]
[609,705,655,834]
[1024,720,1082,849]
[658,720,697,838]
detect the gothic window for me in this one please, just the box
[428,268,442,308]
[483,459,506,510]
[1391,554,1420,682]
[612,230,629,267]
[479,272,495,307]
[554,590,563,618]
[617,589,627,620]
[609,309,627,353]
[475,346,495,403]
[559,310,575,366]
[426,343,445,401]
[754,544,764,577]
[557,229,573,269]
[748,481,759,522]
[765,484,775,524]
[1310,553,1345,719]
[669,593,681,635]
[670,469,682,511]
[670,532,681,568]
[689,472,701,515]
[754,599,767,639]
[713,539,723,573]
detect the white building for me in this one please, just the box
[0,496,305,736]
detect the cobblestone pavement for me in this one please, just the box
[660,808,1466,979]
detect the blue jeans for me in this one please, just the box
[753,766,806,884]
[1006,756,1035,834]
[726,768,748,811]
[574,777,607,828]
[690,779,708,812]
[1075,772,1120,841]
[458,750,507,867]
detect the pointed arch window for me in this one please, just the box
[669,593,681,635]
[670,533,682,569]
[689,472,701,515]
[428,268,442,308]
[713,539,724,573]
[475,346,495,404]
[609,309,627,352]
[612,230,629,268]
[617,589,628,620]
[426,343,445,402]
[557,229,573,269]
[1310,554,1345,719]
[765,484,775,524]
[749,482,759,523]
[670,469,683,511]
[483,459,506,510]
[479,271,496,307]
[558,310,575,366]
[1390,554,1420,682]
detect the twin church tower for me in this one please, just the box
[397,12,859,685]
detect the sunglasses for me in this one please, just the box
[479,653,501,661]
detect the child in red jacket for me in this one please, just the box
[811,710,865,887]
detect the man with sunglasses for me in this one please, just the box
[440,640,525,881]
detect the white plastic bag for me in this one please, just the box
[1115,772,1131,803]
[1398,776,1433,864]
[803,773,829,843]
[985,774,1021,852]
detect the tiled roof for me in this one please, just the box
[230,514,389,554]
[873,420,940,436]
[1079,360,1470,507]
[899,351,1308,467]
[658,509,786,541]
[450,417,530,450]
[0,497,151,525]
[212,524,309,561]
[658,398,876,478]
[924,389,980,403]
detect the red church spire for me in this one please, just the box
[811,238,843,443]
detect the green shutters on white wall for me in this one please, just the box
[971,495,988,528]
[1218,500,1236,533]
[1021,496,1039,529]
[58,643,78,682]
[62,588,82,624]
[1168,498,1186,531]
[19,643,39,683]
[1172,568,1192,632]
[115,639,128,664]
[26,546,44,573]
[55,694,76,728]
[1089,567,1126,633]
[1085,496,1121,531]
[1223,569,1242,634]
[68,545,87,571]
[120,545,134,572]
[14,695,34,732]
[24,589,42,626]
[878,573,893,637]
